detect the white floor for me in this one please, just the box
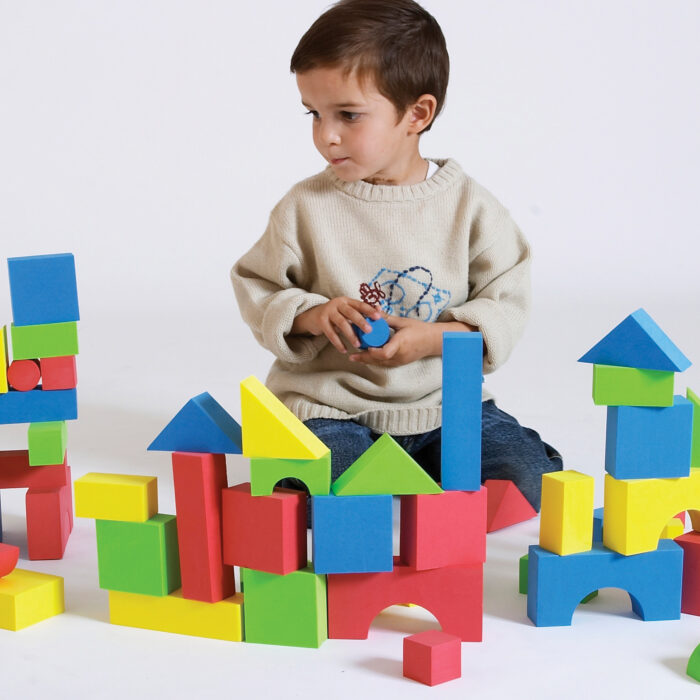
[2,301,700,699]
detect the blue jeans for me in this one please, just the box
[293,401,561,511]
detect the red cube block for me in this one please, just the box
[40,355,77,390]
[221,482,306,575]
[403,630,462,686]
[676,531,700,615]
[400,487,487,570]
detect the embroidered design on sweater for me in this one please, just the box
[367,266,451,321]
[359,281,386,308]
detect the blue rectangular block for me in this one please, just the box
[527,541,683,627]
[441,332,483,491]
[605,395,693,479]
[312,494,393,574]
[0,389,77,425]
[8,253,80,326]
[593,507,604,543]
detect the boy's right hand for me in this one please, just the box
[291,297,382,353]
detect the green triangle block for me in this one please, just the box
[331,433,443,496]
[688,643,700,682]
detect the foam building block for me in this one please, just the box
[593,507,604,542]
[603,468,700,555]
[332,433,442,496]
[675,531,700,615]
[109,589,243,641]
[26,483,73,559]
[519,553,598,603]
[592,364,674,407]
[250,453,331,496]
[8,253,79,326]
[688,643,700,683]
[74,473,158,522]
[7,359,41,391]
[527,541,683,626]
[0,450,70,490]
[0,543,19,578]
[240,375,329,459]
[485,480,537,532]
[688,388,700,468]
[403,630,462,686]
[539,471,594,556]
[661,517,684,540]
[441,331,483,491]
[400,488,487,569]
[171,452,234,602]
[327,557,483,641]
[27,421,67,466]
[148,392,242,454]
[0,326,7,394]
[353,317,390,349]
[40,355,77,390]
[0,387,77,424]
[241,565,327,648]
[312,494,393,574]
[605,396,693,479]
[578,308,691,372]
[10,321,79,360]
[0,568,64,630]
[222,482,306,575]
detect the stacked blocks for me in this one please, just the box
[527,309,695,626]
[403,630,462,686]
[0,253,80,560]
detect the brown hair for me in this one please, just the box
[290,0,449,133]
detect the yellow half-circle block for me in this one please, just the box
[0,568,64,631]
[240,376,329,460]
[603,468,700,555]
[74,473,158,522]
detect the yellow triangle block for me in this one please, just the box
[240,376,329,460]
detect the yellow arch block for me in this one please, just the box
[539,470,594,555]
[74,473,158,522]
[603,468,700,555]
[240,376,329,460]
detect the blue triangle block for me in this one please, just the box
[578,308,691,372]
[148,392,242,454]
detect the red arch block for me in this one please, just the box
[0,543,20,578]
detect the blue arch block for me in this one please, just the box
[527,541,683,626]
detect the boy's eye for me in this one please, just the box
[305,110,320,119]
[341,111,360,122]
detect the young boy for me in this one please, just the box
[231,0,562,510]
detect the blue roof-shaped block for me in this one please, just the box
[578,308,691,372]
[148,392,242,454]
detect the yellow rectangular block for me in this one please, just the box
[0,568,64,630]
[74,473,158,522]
[539,470,594,555]
[109,589,243,641]
[604,468,700,555]
[0,326,8,393]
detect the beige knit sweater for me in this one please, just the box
[231,158,530,435]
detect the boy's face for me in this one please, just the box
[296,66,427,185]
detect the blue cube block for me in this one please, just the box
[605,395,693,479]
[312,494,393,574]
[8,253,80,326]
[593,507,604,543]
[0,388,77,425]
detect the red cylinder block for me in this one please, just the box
[7,359,41,391]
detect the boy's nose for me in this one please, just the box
[319,122,340,146]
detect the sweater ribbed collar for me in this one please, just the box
[324,158,462,202]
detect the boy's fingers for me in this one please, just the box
[323,323,346,353]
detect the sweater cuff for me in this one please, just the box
[262,290,330,364]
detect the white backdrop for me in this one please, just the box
[1,2,700,697]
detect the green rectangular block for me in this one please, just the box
[688,388,700,468]
[250,453,331,496]
[27,421,67,466]
[592,364,674,407]
[11,321,79,360]
[95,514,181,596]
[241,565,327,648]
[519,554,528,594]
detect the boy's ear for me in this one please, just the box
[407,94,438,133]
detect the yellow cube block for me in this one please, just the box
[660,517,684,540]
[0,568,64,630]
[539,470,594,555]
[74,473,158,522]
[109,589,243,641]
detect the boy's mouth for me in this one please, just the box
[330,157,348,165]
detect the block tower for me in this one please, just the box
[526,308,699,626]
[0,254,79,559]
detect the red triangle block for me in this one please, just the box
[485,480,537,532]
[0,542,20,578]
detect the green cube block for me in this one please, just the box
[10,321,79,360]
[592,364,674,407]
[687,389,700,468]
[241,565,327,647]
[95,514,180,596]
[27,421,67,466]
[250,452,331,496]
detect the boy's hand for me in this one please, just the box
[291,297,382,353]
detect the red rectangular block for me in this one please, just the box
[26,481,73,559]
[0,450,70,489]
[328,557,483,642]
[221,482,306,575]
[171,452,235,603]
[676,531,700,615]
[40,355,77,390]
[403,630,462,686]
[400,487,486,570]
